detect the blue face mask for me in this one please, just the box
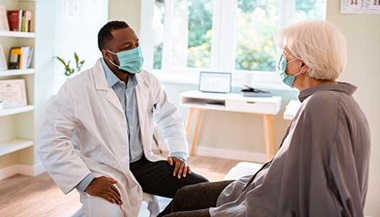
[277,54,301,88]
[107,47,144,74]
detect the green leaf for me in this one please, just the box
[74,52,79,62]
[57,53,85,76]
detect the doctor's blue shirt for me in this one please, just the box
[102,58,143,163]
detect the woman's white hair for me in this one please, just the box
[276,20,347,80]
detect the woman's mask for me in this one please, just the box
[277,54,302,88]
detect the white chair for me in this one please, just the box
[143,192,160,217]
[223,162,263,180]
[71,192,160,217]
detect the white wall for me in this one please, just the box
[53,0,108,93]
[326,1,380,216]
[33,0,108,168]
[109,1,380,215]
[108,0,141,32]
[34,0,58,165]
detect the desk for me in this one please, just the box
[180,91,282,160]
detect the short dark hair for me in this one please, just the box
[98,21,129,51]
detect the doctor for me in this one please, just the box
[38,20,208,217]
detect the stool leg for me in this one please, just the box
[185,108,195,134]
[190,109,202,155]
[263,114,276,160]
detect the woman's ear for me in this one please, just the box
[300,62,309,73]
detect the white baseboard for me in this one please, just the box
[153,143,267,163]
[195,146,267,163]
[0,163,46,181]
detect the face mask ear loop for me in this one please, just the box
[287,58,298,65]
[106,49,119,67]
[108,58,119,67]
[294,70,303,77]
[106,49,117,55]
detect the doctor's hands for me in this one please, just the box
[168,157,192,179]
[85,176,123,205]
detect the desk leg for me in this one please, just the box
[263,114,276,160]
[185,108,195,135]
[190,109,202,155]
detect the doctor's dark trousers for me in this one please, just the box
[130,155,209,216]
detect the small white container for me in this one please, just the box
[0,100,4,110]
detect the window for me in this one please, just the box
[153,0,164,69]
[295,0,326,21]
[153,0,214,70]
[146,0,326,86]
[235,0,280,72]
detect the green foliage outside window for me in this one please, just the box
[153,0,323,71]
[235,0,279,71]
[187,0,213,68]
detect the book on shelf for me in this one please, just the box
[6,9,32,32]
[8,47,33,69]
[0,5,9,31]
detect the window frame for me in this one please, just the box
[141,0,324,90]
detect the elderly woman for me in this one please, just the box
[159,20,371,217]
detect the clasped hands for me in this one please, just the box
[85,156,191,205]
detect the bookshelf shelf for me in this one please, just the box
[0,31,35,38]
[0,139,34,157]
[0,68,35,77]
[0,105,34,117]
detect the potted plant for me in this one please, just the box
[56,52,85,77]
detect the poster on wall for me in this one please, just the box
[341,0,380,14]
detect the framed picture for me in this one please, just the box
[0,79,27,108]
[0,44,7,70]
[0,5,9,31]
[341,0,380,14]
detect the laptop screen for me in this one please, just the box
[198,71,231,93]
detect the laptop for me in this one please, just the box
[198,71,231,93]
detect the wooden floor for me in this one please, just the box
[0,155,240,217]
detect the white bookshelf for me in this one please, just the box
[0,31,35,38]
[0,69,35,77]
[0,139,34,157]
[0,105,34,117]
[0,0,37,180]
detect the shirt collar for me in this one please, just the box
[298,82,357,102]
[101,58,138,88]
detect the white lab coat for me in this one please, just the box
[38,59,188,216]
